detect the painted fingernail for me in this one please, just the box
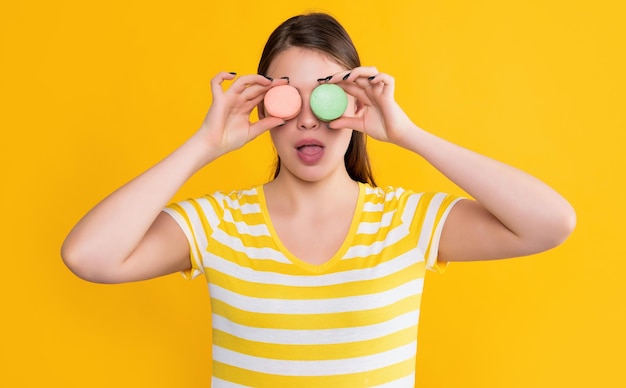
[368,75,376,81]
[342,72,351,80]
[261,74,273,81]
[229,72,237,75]
[317,75,333,83]
[280,76,290,83]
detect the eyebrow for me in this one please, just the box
[266,74,326,94]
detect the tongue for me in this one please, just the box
[299,145,323,155]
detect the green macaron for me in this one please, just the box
[310,84,348,122]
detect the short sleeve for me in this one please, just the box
[417,193,464,273]
[162,195,223,280]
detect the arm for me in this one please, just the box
[398,129,576,262]
[330,68,576,262]
[61,73,286,283]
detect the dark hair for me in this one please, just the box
[258,13,376,186]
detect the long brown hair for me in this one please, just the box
[257,13,376,186]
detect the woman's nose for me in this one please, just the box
[297,95,321,130]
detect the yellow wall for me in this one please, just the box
[1,0,624,386]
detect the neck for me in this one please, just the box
[264,170,359,212]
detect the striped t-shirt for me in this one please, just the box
[163,183,461,387]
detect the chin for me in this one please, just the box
[283,163,347,184]
[292,170,329,183]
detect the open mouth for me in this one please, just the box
[295,140,325,164]
[296,144,324,155]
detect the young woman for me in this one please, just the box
[62,13,575,387]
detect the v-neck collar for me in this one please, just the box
[257,182,366,274]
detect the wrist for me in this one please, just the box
[393,123,429,152]
[180,132,225,171]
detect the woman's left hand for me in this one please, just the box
[325,67,416,145]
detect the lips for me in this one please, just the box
[295,138,325,164]
[295,138,324,149]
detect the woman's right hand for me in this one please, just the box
[61,73,287,284]
[196,72,287,156]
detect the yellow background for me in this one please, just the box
[1,0,624,386]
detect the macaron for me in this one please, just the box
[263,85,302,120]
[310,84,348,122]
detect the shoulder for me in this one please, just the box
[179,185,262,208]
[210,186,262,207]
[362,183,421,206]
[165,186,263,220]
[363,183,463,214]
[362,183,410,203]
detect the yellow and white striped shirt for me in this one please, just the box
[163,183,461,387]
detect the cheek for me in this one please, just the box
[269,127,293,155]
[334,129,354,149]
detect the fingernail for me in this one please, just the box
[229,72,237,75]
[342,72,351,80]
[368,75,376,81]
[261,74,273,81]
[317,75,332,83]
[280,76,290,83]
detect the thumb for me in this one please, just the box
[328,116,365,132]
[249,117,285,138]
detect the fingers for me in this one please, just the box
[211,73,269,93]
[228,74,272,94]
[365,72,395,98]
[324,67,396,99]
[237,76,289,114]
[211,72,289,99]
[249,117,286,138]
[209,73,291,119]
[210,71,238,98]
[322,67,398,138]
[338,66,380,85]
[330,116,365,133]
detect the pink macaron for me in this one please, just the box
[263,85,302,120]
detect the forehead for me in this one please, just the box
[266,47,346,81]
